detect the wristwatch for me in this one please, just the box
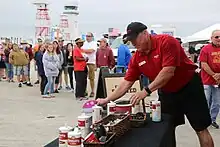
[144,87,152,96]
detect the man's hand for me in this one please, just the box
[213,73,220,84]
[96,98,109,106]
[130,90,148,106]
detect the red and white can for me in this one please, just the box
[107,101,116,115]
[59,126,72,147]
[68,130,82,147]
[152,101,161,122]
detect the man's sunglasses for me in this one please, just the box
[86,35,92,37]
[214,36,220,39]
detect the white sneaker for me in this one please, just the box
[42,95,51,98]
[50,94,55,98]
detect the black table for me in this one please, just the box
[45,114,174,147]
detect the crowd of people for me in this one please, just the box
[0,32,133,100]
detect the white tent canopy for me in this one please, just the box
[183,23,220,43]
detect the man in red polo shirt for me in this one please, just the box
[97,22,214,147]
[199,30,220,129]
[73,38,89,100]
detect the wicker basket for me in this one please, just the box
[94,114,130,138]
[130,112,147,128]
[83,132,116,147]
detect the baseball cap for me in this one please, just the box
[75,38,85,44]
[98,38,107,43]
[124,22,148,41]
[37,37,43,42]
[175,37,182,44]
[58,38,64,42]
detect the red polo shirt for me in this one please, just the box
[73,47,87,71]
[199,44,220,85]
[124,35,197,92]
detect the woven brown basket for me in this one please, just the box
[83,132,116,147]
[94,114,130,138]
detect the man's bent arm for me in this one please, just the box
[106,79,134,102]
[201,62,215,76]
[83,49,95,54]
[148,67,175,92]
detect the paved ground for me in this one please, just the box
[0,63,220,147]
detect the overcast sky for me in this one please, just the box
[0,0,219,39]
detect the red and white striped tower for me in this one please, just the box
[33,0,51,41]
[59,14,70,41]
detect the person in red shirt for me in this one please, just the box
[97,22,214,147]
[96,38,115,69]
[199,30,220,129]
[73,38,89,100]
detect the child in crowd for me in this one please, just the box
[42,43,60,98]
[35,44,47,96]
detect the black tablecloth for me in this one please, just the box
[45,114,174,147]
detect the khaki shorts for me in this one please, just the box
[87,64,95,80]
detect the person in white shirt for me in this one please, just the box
[82,32,98,97]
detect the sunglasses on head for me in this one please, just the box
[214,36,220,39]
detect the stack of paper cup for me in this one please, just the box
[77,113,91,140]
[92,105,102,124]
[59,125,72,147]
[152,100,161,122]
[68,127,82,147]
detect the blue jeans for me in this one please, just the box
[5,63,13,80]
[44,76,55,95]
[204,85,220,122]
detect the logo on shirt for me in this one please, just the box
[138,61,146,66]
[211,51,220,63]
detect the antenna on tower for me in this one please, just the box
[33,0,51,42]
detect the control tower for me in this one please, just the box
[33,0,51,41]
[63,0,80,42]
